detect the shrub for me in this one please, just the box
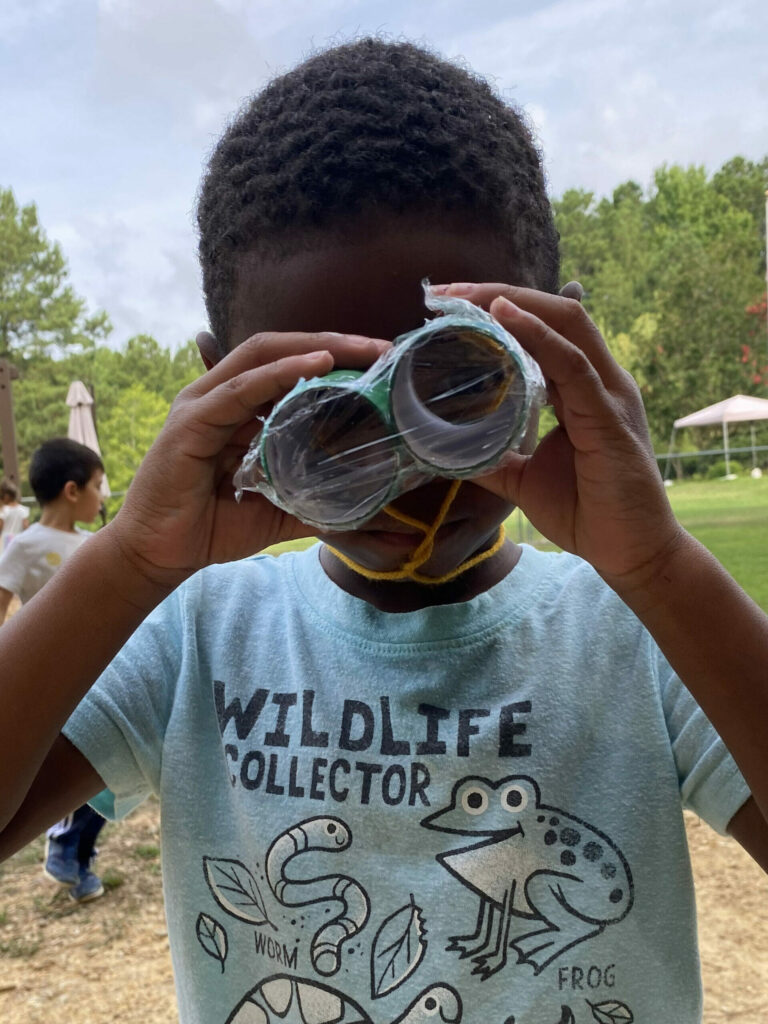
[705,458,743,479]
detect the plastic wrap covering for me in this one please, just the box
[234,283,546,530]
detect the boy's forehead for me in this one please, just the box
[227,220,517,348]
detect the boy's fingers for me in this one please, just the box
[168,351,334,458]
[187,332,390,397]
[489,297,611,423]
[432,282,623,390]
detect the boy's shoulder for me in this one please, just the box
[2,522,87,558]
[180,546,310,602]
[0,521,40,554]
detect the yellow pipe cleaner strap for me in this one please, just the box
[325,479,506,585]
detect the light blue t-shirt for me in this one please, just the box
[62,544,749,1024]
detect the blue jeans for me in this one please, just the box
[46,804,106,865]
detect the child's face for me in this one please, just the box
[73,469,104,525]
[226,218,536,580]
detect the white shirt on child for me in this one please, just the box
[0,522,90,603]
[0,503,29,549]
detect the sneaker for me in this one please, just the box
[43,836,80,886]
[69,866,104,903]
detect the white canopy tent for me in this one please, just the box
[670,394,768,477]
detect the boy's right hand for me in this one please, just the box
[108,332,388,592]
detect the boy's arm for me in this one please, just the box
[0,331,387,844]
[0,735,106,862]
[0,529,171,832]
[728,796,768,875]
[441,283,768,864]
[607,525,768,841]
[0,586,12,622]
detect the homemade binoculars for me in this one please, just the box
[234,287,546,530]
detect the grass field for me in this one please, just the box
[267,475,768,612]
[665,475,768,612]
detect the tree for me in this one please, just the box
[5,335,205,489]
[0,188,111,359]
[555,158,768,447]
[99,383,172,513]
[170,339,206,396]
[711,156,768,275]
[555,182,654,341]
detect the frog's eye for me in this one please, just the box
[461,787,488,815]
[500,784,529,813]
[422,995,440,1016]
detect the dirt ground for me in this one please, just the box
[0,802,766,1023]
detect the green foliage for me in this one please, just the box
[711,155,768,274]
[554,156,768,448]
[3,335,203,498]
[705,459,743,479]
[0,188,111,359]
[100,384,173,514]
[3,154,767,505]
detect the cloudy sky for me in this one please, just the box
[2,0,767,350]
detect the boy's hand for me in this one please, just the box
[109,332,388,591]
[434,282,685,591]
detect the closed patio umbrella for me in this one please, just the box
[66,381,111,498]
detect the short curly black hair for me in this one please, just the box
[197,37,560,346]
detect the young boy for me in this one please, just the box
[0,478,29,553]
[0,438,108,902]
[0,39,767,1024]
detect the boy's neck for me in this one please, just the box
[319,539,522,612]
[39,501,78,533]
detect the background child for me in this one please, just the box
[0,478,29,553]
[0,38,767,1024]
[0,438,108,902]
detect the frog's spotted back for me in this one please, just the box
[422,775,634,977]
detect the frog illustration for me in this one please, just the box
[421,775,634,978]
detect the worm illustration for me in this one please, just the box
[266,816,370,976]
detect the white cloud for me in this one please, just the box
[49,200,205,346]
[451,0,768,195]
[0,0,70,40]
[2,0,767,349]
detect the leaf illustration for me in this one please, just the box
[556,1008,576,1024]
[586,1000,634,1024]
[370,894,427,998]
[203,856,276,930]
[196,912,228,972]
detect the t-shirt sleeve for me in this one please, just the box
[657,643,750,835]
[0,537,26,596]
[62,586,186,820]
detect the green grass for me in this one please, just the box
[263,476,768,612]
[101,868,125,891]
[132,843,160,860]
[665,475,768,612]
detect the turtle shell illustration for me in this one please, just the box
[226,974,462,1024]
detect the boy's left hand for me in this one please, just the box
[434,283,685,591]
